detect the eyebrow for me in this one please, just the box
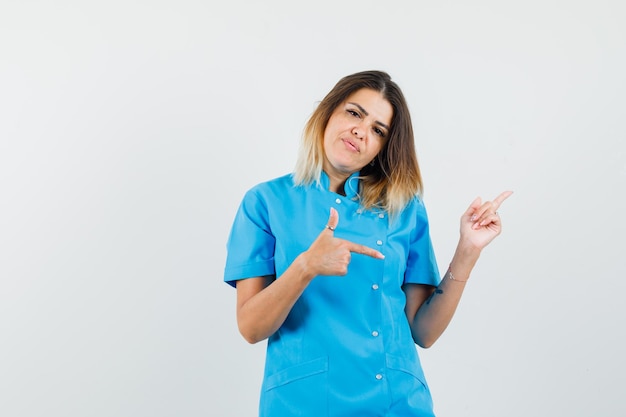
[347,102,390,130]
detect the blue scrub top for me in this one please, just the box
[225,172,441,417]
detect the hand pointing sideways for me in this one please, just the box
[302,207,384,278]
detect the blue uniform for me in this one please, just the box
[224,172,441,416]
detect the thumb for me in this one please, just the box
[326,207,339,232]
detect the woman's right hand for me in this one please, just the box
[300,207,385,278]
[237,207,384,343]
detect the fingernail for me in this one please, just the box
[471,215,477,221]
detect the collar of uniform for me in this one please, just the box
[320,171,360,200]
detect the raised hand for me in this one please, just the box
[302,207,385,277]
[460,191,513,251]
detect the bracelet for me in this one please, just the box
[447,265,469,283]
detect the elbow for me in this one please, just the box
[241,333,263,345]
[237,322,267,345]
[238,326,261,344]
[412,333,439,349]
[409,318,444,348]
[416,339,435,349]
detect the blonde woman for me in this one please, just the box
[224,70,512,416]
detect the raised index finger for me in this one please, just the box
[346,241,385,260]
[492,190,513,211]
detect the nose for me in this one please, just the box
[352,124,364,140]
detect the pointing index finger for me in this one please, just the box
[347,241,385,260]
[492,191,513,211]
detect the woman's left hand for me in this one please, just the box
[460,191,513,251]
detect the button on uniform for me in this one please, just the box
[371,331,379,337]
[372,284,379,290]
[375,374,383,380]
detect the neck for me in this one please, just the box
[325,171,349,195]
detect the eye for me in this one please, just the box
[347,109,360,118]
[373,127,387,138]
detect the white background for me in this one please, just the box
[1,1,625,416]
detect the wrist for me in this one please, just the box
[455,238,482,261]
[449,240,481,280]
[293,252,317,283]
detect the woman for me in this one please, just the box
[224,70,511,416]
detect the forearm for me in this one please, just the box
[411,241,481,347]
[237,255,315,344]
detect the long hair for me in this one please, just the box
[294,70,423,216]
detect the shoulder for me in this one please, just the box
[249,173,294,192]
[385,195,432,237]
[230,175,295,230]
[243,173,296,199]
[239,174,308,212]
[397,195,429,222]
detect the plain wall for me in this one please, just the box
[1,1,625,416]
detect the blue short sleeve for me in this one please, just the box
[403,200,441,287]
[224,188,276,287]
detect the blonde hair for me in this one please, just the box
[294,70,423,216]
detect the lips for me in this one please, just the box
[342,138,360,152]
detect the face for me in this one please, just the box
[322,88,393,185]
